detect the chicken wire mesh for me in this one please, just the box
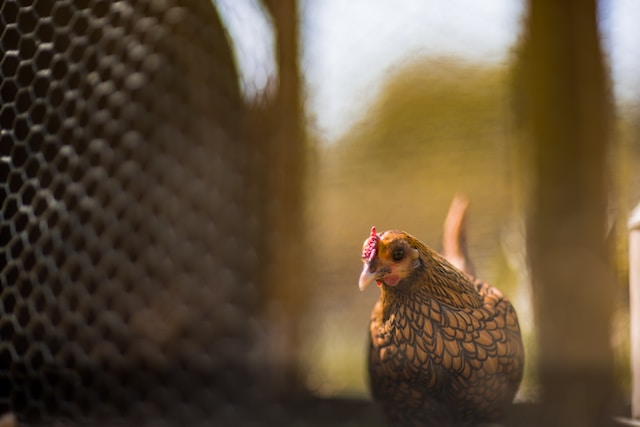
[0,0,275,424]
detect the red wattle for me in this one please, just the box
[383,274,400,287]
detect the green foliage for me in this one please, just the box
[314,57,520,286]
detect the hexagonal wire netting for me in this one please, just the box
[0,0,271,424]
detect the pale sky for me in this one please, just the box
[301,0,525,141]
[216,0,640,142]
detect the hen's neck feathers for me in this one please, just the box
[380,241,483,312]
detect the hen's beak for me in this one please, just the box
[359,262,377,291]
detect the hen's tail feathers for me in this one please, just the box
[442,194,476,277]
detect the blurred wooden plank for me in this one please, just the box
[258,0,308,395]
[524,0,616,425]
[629,204,640,419]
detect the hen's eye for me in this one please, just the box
[392,247,404,261]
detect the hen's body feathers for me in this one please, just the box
[362,228,524,427]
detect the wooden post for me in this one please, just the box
[524,0,614,425]
[630,203,640,419]
[259,0,307,394]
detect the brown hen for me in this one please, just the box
[359,218,524,426]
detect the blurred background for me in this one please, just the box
[217,0,640,398]
[0,0,639,425]
[217,0,640,422]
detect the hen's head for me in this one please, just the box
[359,227,424,291]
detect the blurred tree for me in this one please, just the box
[312,58,519,291]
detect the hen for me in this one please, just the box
[360,210,524,426]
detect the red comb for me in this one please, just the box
[362,226,379,262]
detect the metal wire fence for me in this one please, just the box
[0,0,274,424]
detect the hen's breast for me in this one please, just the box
[368,284,524,426]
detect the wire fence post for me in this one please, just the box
[629,202,640,419]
